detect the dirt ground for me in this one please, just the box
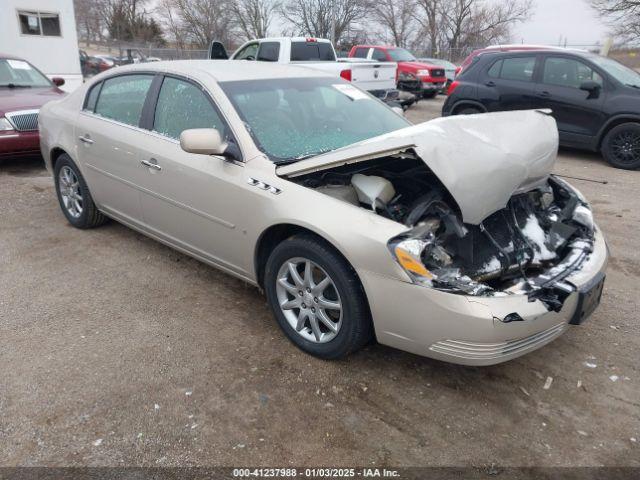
[1,96,638,468]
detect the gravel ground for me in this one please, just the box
[1,96,638,468]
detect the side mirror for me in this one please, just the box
[180,128,228,156]
[580,80,601,97]
[209,41,229,60]
[52,77,65,87]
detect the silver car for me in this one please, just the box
[39,61,608,365]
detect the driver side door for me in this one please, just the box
[134,75,252,277]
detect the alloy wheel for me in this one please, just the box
[610,130,640,166]
[58,166,83,218]
[275,257,343,343]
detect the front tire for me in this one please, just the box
[54,154,107,228]
[422,91,437,99]
[264,234,373,360]
[601,123,640,170]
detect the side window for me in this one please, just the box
[257,42,280,62]
[372,49,387,61]
[499,57,536,82]
[487,59,502,78]
[353,48,369,59]
[235,43,258,60]
[94,74,153,127]
[543,57,603,88]
[84,81,102,112]
[153,77,226,141]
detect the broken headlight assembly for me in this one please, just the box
[388,176,596,298]
[388,219,494,296]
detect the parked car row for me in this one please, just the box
[79,48,159,77]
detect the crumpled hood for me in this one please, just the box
[277,109,559,225]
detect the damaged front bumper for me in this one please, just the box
[359,227,608,366]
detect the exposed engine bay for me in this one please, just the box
[293,151,596,309]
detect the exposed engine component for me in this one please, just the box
[293,153,595,306]
[351,174,396,211]
[316,184,359,205]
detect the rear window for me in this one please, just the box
[290,42,336,61]
[94,74,153,127]
[487,57,536,82]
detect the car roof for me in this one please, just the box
[104,60,336,82]
[255,37,332,43]
[353,45,399,50]
[478,49,595,60]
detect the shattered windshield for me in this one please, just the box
[220,77,409,163]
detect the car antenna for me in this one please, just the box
[553,173,608,185]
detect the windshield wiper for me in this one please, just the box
[0,83,32,89]
[626,83,640,89]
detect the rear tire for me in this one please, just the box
[601,122,640,170]
[422,91,437,99]
[455,106,482,115]
[264,234,373,360]
[54,154,107,229]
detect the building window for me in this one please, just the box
[18,11,61,37]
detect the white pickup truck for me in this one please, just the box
[209,37,399,102]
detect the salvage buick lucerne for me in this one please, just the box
[39,61,608,365]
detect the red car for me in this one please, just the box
[456,44,569,76]
[349,45,448,98]
[0,55,65,158]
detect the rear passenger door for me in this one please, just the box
[480,55,539,111]
[77,73,155,224]
[535,55,606,143]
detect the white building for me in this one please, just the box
[0,0,82,91]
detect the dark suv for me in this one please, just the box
[443,49,640,169]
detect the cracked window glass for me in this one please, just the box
[220,77,409,163]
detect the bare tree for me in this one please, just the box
[414,0,442,55]
[370,0,417,47]
[440,0,532,56]
[280,0,368,44]
[590,0,640,40]
[232,0,280,40]
[156,0,189,48]
[74,0,109,42]
[158,0,235,48]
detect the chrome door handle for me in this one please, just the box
[141,159,162,171]
[78,135,94,144]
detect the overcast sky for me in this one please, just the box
[515,0,608,46]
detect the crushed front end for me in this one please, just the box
[388,176,602,312]
[378,176,608,364]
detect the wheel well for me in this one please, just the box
[254,224,356,290]
[50,147,68,170]
[598,118,640,150]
